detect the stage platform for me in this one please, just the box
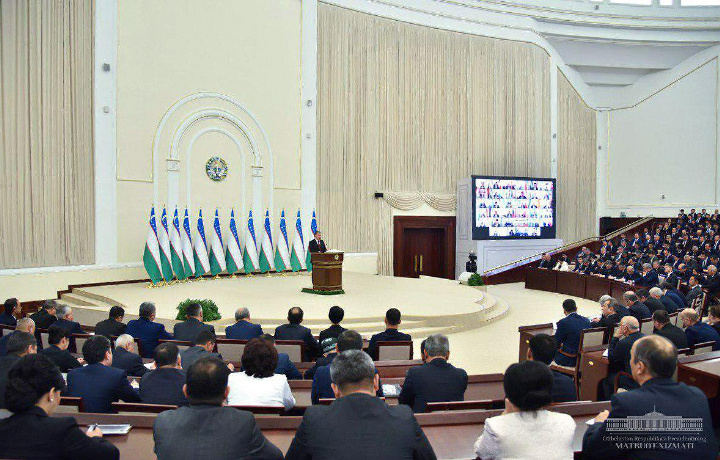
[62,272,509,339]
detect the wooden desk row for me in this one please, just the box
[526,268,635,303]
[58,401,611,460]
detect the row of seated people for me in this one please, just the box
[0,299,412,362]
[0,332,717,459]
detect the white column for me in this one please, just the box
[550,63,558,179]
[93,0,118,265]
[301,0,318,221]
[252,165,264,218]
[596,110,609,225]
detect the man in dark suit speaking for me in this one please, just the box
[308,231,327,253]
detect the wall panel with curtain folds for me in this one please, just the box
[317,3,552,274]
[557,71,597,243]
[0,0,94,268]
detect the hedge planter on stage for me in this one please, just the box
[176,298,222,321]
[300,288,345,296]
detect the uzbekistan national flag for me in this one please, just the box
[243,210,260,273]
[209,209,227,275]
[290,209,306,271]
[226,210,244,274]
[143,207,163,284]
[158,207,175,281]
[181,209,195,278]
[170,208,186,280]
[193,210,211,277]
[274,210,291,272]
[258,210,276,273]
[306,210,318,272]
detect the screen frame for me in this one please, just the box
[471,174,557,241]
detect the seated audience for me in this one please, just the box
[636,288,666,314]
[623,292,651,321]
[225,307,263,340]
[286,349,435,460]
[39,326,83,373]
[274,307,321,360]
[311,330,384,404]
[661,282,687,310]
[29,299,58,330]
[680,308,720,350]
[474,360,575,459]
[0,298,21,327]
[0,332,37,408]
[318,305,347,351]
[139,342,188,406]
[637,263,659,288]
[53,304,85,336]
[686,275,704,304]
[602,316,643,399]
[398,334,467,412]
[0,355,119,460]
[652,310,688,350]
[583,335,717,459]
[126,302,173,358]
[112,334,148,377]
[650,286,678,313]
[705,265,720,299]
[538,253,555,269]
[66,335,141,413]
[258,334,302,380]
[0,317,35,357]
[94,306,127,339]
[227,338,295,410]
[552,299,591,367]
[367,308,412,360]
[591,299,627,328]
[153,356,283,460]
[707,304,720,337]
[553,254,569,271]
[527,333,577,403]
[181,330,226,370]
[173,302,214,343]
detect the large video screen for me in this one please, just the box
[472,175,556,240]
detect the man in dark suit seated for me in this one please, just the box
[173,302,214,343]
[680,308,720,350]
[686,275,704,305]
[307,231,327,254]
[39,326,83,373]
[140,342,188,406]
[112,334,149,377]
[661,282,687,310]
[636,263,659,288]
[274,307,321,360]
[180,331,228,371]
[286,349,436,460]
[398,334,467,413]
[153,356,283,459]
[650,287,679,313]
[66,335,141,413]
[225,307,263,340]
[552,299,591,367]
[527,333,577,403]
[591,299,628,329]
[318,306,347,349]
[705,265,720,299]
[53,305,85,336]
[367,308,412,360]
[601,316,644,400]
[623,292,651,321]
[94,306,127,339]
[652,310,688,350]
[0,332,37,408]
[29,299,57,330]
[583,335,718,459]
[256,334,302,380]
[636,288,667,313]
[125,302,174,358]
[0,298,21,327]
[0,317,35,358]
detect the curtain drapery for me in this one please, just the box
[0,0,94,268]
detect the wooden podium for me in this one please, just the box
[311,251,343,291]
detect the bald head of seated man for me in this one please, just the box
[680,308,720,350]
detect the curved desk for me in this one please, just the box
[526,267,635,302]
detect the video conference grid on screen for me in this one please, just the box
[473,176,556,240]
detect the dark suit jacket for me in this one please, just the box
[608,332,644,374]
[0,313,17,327]
[659,295,679,313]
[173,318,214,343]
[0,406,119,460]
[30,308,57,330]
[304,353,335,380]
[112,346,149,377]
[0,330,18,357]
[225,321,263,340]
[655,324,689,350]
[367,328,412,360]
[685,322,720,350]
[629,302,652,321]
[311,360,384,404]
[307,239,327,253]
[706,274,720,296]
[54,318,85,336]
[398,359,468,413]
[318,324,346,348]
[285,393,436,460]
[66,363,141,413]
[593,311,628,329]
[643,297,667,313]
[637,270,660,288]
[0,354,20,408]
[583,378,717,459]
[666,289,687,310]
[274,323,321,360]
[139,367,188,406]
[551,369,577,403]
[276,352,302,380]
[687,285,704,304]
[553,312,591,367]
[180,346,222,371]
[153,404,283,460]
[126,317,174,358]
[94,318,126,339]
[40,345,82,373]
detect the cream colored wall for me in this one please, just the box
[115,0,302,262]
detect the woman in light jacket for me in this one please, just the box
[554,254,570,271]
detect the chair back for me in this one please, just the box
[275,340,306,362]
[692,341,715,356]
[216,338,248,362]
[72,334,93,354]
[580,327,607,350]
[159,339,192,353]
[227,405,285,415]
[669,312,680,327]
[425,399,501,412]
[640,318,654,335]
[112,402,177,414]
[377,341,413,361]
[38,329,50,349]
[0,325,13,337]
[60,396,85,413]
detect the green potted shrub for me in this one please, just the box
[176,298,222,322]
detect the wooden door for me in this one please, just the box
[393,216,456,279]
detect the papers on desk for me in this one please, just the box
[585,418,596,426]
[602,349,609,358]
[382,384,402,397]
[144,362,155,370]
[96,424,132,435]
